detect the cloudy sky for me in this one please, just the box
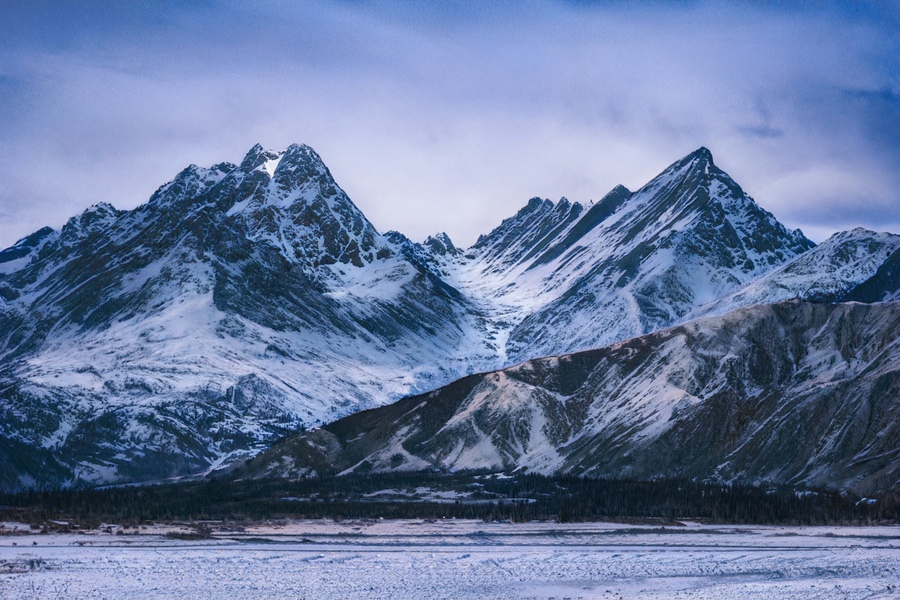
[0,1,897,248]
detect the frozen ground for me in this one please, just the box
[1,520,898,599]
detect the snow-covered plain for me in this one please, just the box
[1,520,897,599]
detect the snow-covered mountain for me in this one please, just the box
[0,144,494,488]
[238,300,900,494]
[686,228,900,321]
[452,147,814,362]
[1,143,897,489]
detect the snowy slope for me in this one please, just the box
[825,243,900,303]
[241,300,900,494]
[686,228,900,321]
[0,227,57,277]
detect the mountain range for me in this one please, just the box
[239,300,900,494]
[1,143,897,491]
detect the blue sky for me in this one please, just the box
[0,1,897,247]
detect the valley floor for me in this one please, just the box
[1,520,898,599]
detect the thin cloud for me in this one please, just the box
[0,1,896,247]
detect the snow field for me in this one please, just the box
[1,521,897,599]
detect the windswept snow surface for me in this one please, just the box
[1,520,898,599]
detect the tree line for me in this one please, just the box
[0,472,895,527]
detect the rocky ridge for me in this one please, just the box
[239,300,900,494]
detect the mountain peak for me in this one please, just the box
[238,143,328,177]
[525,197,546,211]
[0,226,56,266]
[825,227,889,245]
[661,146,715,176]
[629,148,719,202]
[239,143,281,171]
[226,143,381,268]
[284,142,317,155]
[70,202,120,226]
[689,146,714,163]
[274,144,327,177]
[424,232,460,256]
[471,194,584,267]
[58,202,122,244]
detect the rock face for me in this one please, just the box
[832,247,900,303]
[238,300,900,494]
[1,143,897,490]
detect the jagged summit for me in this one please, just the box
[58,202,122,242]
[233,143,333,190]
[141,143,382,269]
[689,145,714,162]
[424,232,460,256]
[0,227,56,273]
[470,147,727,268]
[637,146,716,193]
[632,146,720,201]
[661,146,715,173]
[224,144,382,268]
[268,144,334,191]
[239,143,280,171]
[0,227,54,256]
[239,143,328,179]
